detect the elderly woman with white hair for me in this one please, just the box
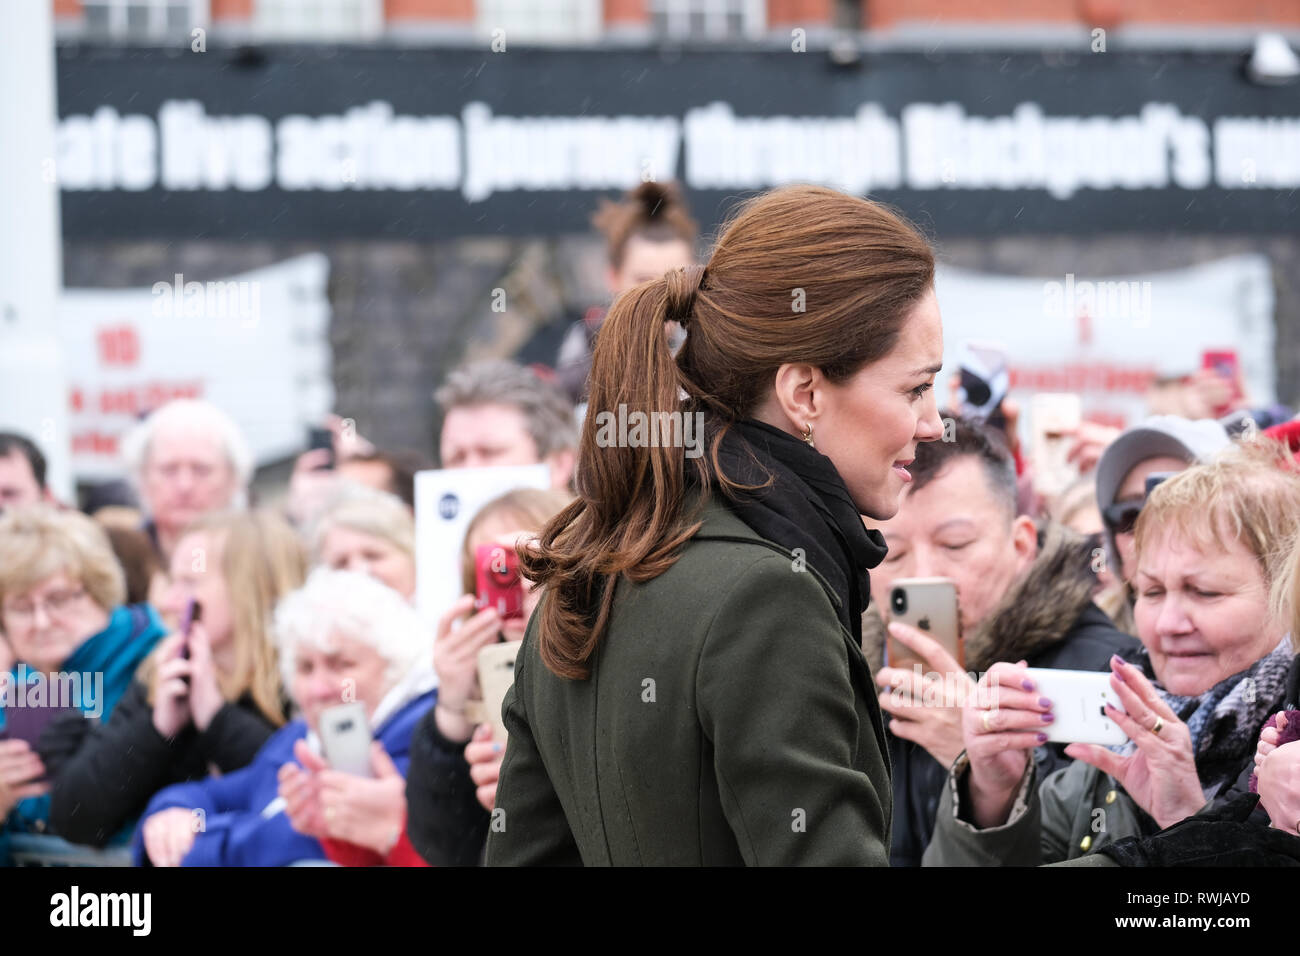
[121,399,253,562]
[130,569,436,867]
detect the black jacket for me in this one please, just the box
[863,523,1141,866]
[1096,652,1300,867]
[404,707,492,866]
[45,679,281,847]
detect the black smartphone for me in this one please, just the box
[179,599,202,679]
[307,426,335,470]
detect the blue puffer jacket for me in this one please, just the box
[131,687,436,867]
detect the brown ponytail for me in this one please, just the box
[523,184,935,680]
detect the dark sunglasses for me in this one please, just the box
[1103,500,1144,535]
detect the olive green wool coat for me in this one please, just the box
[485,494,893,866]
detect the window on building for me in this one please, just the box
[81,0,209,41]
[253,0,384,41]
[476,0,602,44]
[649,0,765,41]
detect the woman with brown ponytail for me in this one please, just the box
[488,185,946,866]
[554,180,698,404]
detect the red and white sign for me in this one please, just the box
[57,254,334,480]
[934,254,1275,434]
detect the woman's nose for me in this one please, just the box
[1155,595,1193,635]
[916,402,945,442]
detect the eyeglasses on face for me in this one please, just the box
[2,587,88,623]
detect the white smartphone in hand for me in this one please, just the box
[318,702,373,777]
[1022,668,1128,746]
[478,640,523,743]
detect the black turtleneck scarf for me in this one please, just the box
[700,418,889,646]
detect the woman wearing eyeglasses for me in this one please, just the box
[0,506,169,859]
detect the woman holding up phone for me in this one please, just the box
[925,443,1300,866]
[46,511,306,848]
[404,488,571,866]
[486,185,946,866]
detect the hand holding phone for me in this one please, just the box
[318,702,373,777]
[1022,668,1128,745]
[477,641,522,742]
[885,578,963,672]
[475,543,524,620]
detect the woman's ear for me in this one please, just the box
[768,363,821,435]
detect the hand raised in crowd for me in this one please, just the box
[281,739,407,855]
[875,620,974,770]
[434,593,502,744]
[142,806,200,868]
[962,660,1053,828]
[285,447,338,528]
[186,621,225,732]
[1255,712,1288,771]
[1065,422,1121,474]
[151,633,193,739]
[1256,739,1300,833]
[285,413,379,527]
[0,739,48,817]
[1064,656,1206,829]
[279,744,326,840]
[465,722,504,812]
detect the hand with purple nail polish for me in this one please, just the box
[960,659,1056,829]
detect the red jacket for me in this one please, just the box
[320,815,430,867]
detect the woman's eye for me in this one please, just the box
[910,382,933,399]
[1193,589,1221,598]
[941,541,972,552]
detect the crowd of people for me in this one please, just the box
[3,180,1300,866]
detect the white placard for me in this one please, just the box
[57,253,333,481]
[933,254,1276,435]
[414,463,551,625]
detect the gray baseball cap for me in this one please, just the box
[1095,415,1232,510]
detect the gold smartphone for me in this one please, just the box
[884,577,963,672]
[477,640,523,742]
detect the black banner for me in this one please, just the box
[54,45,1300,239]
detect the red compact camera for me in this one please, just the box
[474,542,524,619]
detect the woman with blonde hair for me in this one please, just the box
[47,510,307,848]
[311,485,416,601]
[0,506,169,856]
[927,439,1300,865]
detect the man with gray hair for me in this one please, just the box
[435,359,577,491]
[120,399,252,561]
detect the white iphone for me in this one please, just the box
[318,701,374,777]
[1022,668,1129,746]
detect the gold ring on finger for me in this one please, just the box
[1150,715,1164,735]
[981,710,995,733]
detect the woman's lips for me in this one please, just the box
[892,459,913,482]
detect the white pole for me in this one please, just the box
[0,0,72,503]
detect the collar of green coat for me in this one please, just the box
[687,489,846,618]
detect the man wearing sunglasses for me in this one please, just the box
[1095,415,1231,589]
